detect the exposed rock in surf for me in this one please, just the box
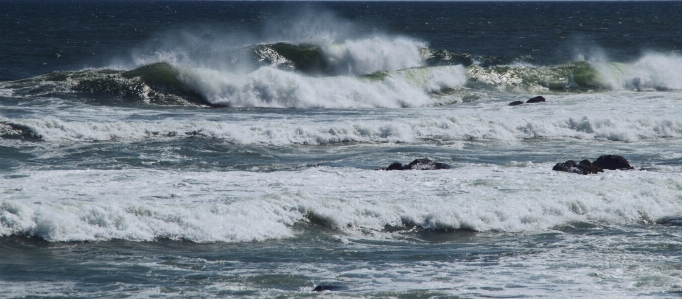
[552,160,578,173]
[526,96,546,103]
[576,159,603,175]
[380,158,451,171]
[553,155,632,175]
[509,96,544,106]
[386,162,405,171]
[552,160,602,175]
[313,285,347,292]
[593,155,634,170]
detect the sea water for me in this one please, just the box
[1,1,682,297]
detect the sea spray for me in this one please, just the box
[592,52,682,90]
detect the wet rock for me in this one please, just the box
[381,158,451,170]
[386,162,405,171]
[593,155,634,170]
[552,159,603,175]
[406,158,451,170]
[553,160,584,174]
[577,159,604,175]
[552,160,578,172]
[553,155,632,175]
[526,96,546,103]
[509,100,524,106]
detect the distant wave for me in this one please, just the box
[2,44,682,109]
[465,52,682,92]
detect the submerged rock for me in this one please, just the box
[313,285,346,292]
[553,155,632,175]
[380,158,451,171]
[509,96,545,106]
[657,217,682,227]
[526,96,546,103]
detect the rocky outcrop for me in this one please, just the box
[552,160,603,175]
[593,155,634,170]
[508,100,524,106]
[526,96,546,103]
[553,155,633,175]
[380,158,451,171]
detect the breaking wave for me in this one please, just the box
[1,166,681,242]
[3,95,680,144]
[2,39,682,109]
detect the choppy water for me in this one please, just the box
[1,1,682,297]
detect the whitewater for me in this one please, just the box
[1,1,682,298]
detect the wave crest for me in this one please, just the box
[181,65,467,108]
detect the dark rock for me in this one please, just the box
[386,162,404,171]
[553,155,633,175]
[526,96,546,103]
[509,101,524,106]
[405,158,451,170]
[552,160,581,174]
[382,158,451,171]
[552,160,575,171]
[313,285,346,292]
[593,155,634,170]
[552,159,603,175]
[577,159,604,175]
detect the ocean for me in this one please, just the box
[1,1,682,297]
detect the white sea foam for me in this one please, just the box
[1,164,681,242]
[0,88,12,97]
[3,91,680,144]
